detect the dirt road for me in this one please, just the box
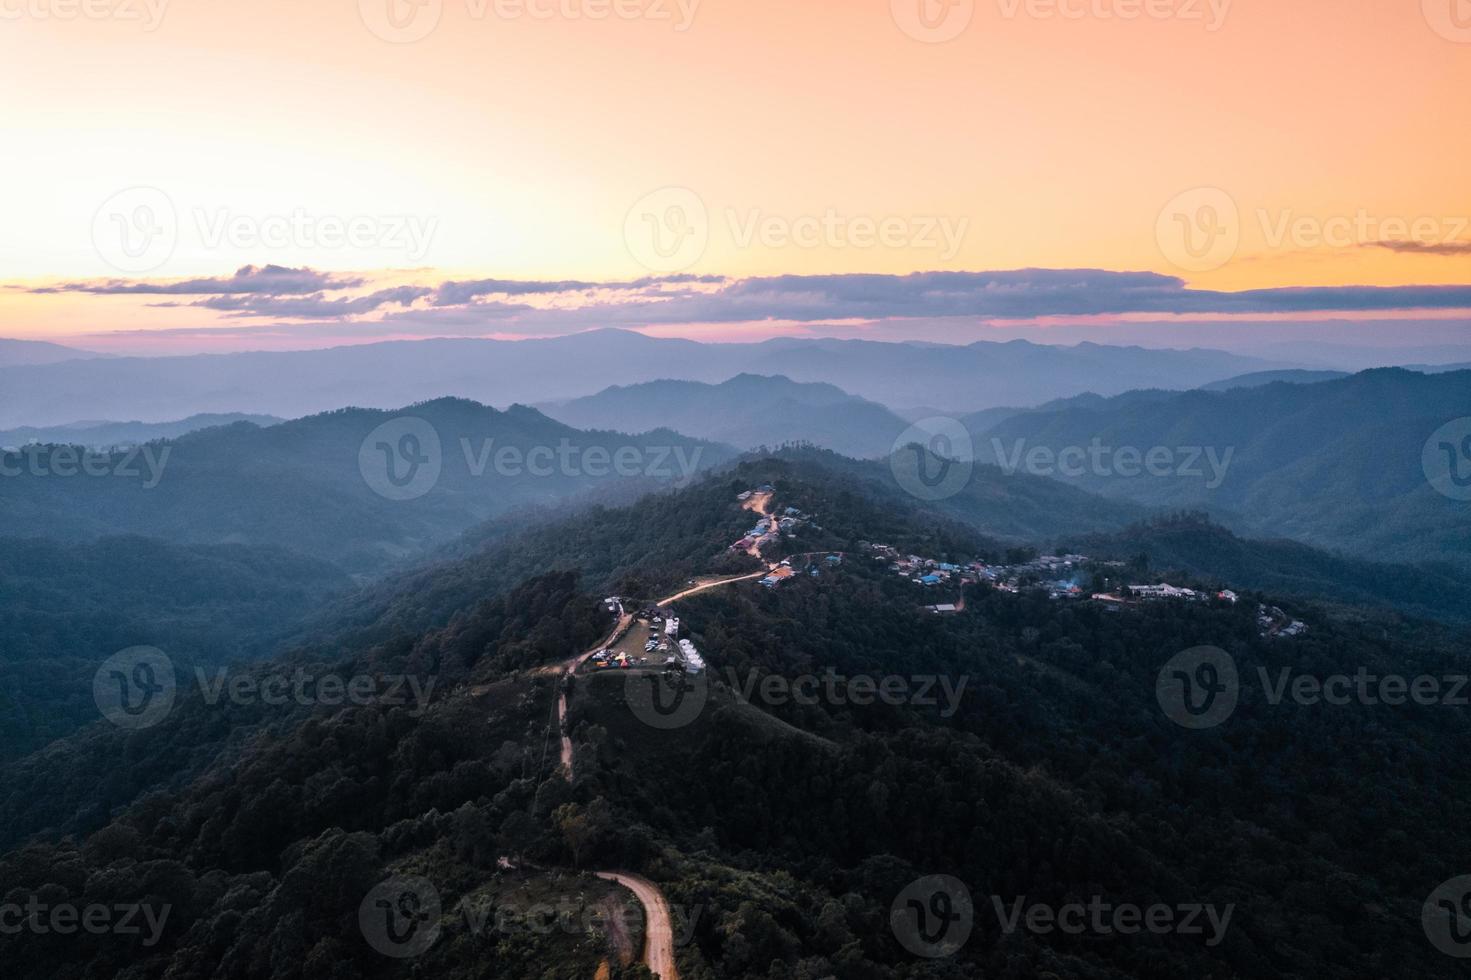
[657,569,771,607]
[556,505,839,777]
[596,871,679,980]
[559,606,631,775]
[740,492,776,557]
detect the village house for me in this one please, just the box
[1128,583,1200,601]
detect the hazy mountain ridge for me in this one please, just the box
[0,397,733,574]
[0,412,284,449]
[958,388,1184,435]
[971,368,1471,568]
[544,373,913,458]
[0,337,97,368]
[0,330,1287,427]
[1199,369,1351,390]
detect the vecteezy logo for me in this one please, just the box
[623,187,708,273]
[1156,187,1240,273]
[360,876,442,958]
[1423,0,1471,43]
[1156,646,1238,729]
[625,668,709,730]
[91,187,177,274]
[359,417,442,501]
[359,0,443,42]
[1422,418,1471,502]
[1424,876,1471,957]
[93,646,177,730]
[891,0,974,43]
[889,417,974,502]
[891,875,973,958]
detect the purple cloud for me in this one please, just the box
[32,264,363,296]
[188,286,432,318]
[29,267,1471,341]
[431,273,726,306]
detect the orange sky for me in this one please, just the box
[3,0,1469,350]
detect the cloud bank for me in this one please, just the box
[25,268,1471,342]
[32,264,362,296]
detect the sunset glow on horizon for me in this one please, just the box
[4,0,1470,354]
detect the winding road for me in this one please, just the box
[554,491,832,980]
[558,605,631,775]
[597,872,680,980]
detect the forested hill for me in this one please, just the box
[282,454,1010,656]
[3,456,1470,978]
[275,450,1471,671]
[0,412,283,450]
[0,536,351,763]
[1071,513,1471,626]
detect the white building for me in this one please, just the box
[1128,583,1198,600]
[677,638,705,673]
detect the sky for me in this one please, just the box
[2,0,1470,355]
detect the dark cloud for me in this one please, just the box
[1173,283,1471,313]
[431,273,728,306]
[694,271,1471,319]
[1367,240,1471,257]
[432,278,600,305]
[35,267,1471,341]
[187,286,432,319]
[32,264,363,296]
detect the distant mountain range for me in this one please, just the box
[5,335,1464,579]
[958,388,1182,436]
[1198,369,1350,390]
[0,412,282,449]
[784,445,1145,544]
[0,337,97,368]
[956,367,1356,436]
[0,398,732,574]
[746,335,1285,413]
[1406,360,1471,373]
[543,374,912,458]
[0,329,1288,428]
[969,368,1471,568]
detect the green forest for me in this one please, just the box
[3,456,1469,978]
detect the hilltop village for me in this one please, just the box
[574,485,1314,697]
[724,486,1308,639]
